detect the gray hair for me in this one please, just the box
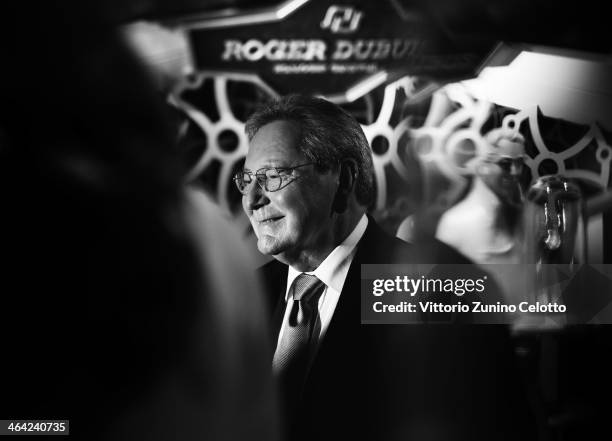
[244,94,374,206]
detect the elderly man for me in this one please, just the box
[236,95,536,441]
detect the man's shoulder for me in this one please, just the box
[358,218,473,265]
[256,259,288,313]
[257,258,288,285]
[355,219,414,263]
[258,258,283,271]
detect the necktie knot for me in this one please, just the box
[292,273,324,303]
[289,274,324,327]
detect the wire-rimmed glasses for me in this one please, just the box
[233,162,315,194]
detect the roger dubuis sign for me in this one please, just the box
[182,0,489,98]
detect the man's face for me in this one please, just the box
[242,120,339,265]
[479,138,525,206]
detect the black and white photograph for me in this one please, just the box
[1,1,611,440]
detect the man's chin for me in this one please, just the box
[256,235,285,256]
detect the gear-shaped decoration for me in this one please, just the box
[170,71,610,260]
[171,72,278,228]
[403,83,494,208]
[408,83,612,192]
[503,107,611,190]
[171,73,419,216]
[402,83,610,262]
[361,76,416,210]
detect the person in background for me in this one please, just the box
[435,127,526,264]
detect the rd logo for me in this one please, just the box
[320,5,363,34]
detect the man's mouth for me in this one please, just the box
[256,215,284,224]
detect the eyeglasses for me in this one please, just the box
[233,162,315,194]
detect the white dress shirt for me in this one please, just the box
[275,214,368,356]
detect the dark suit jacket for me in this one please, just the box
[260,218,536,441]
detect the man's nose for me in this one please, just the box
[243,180,269,211]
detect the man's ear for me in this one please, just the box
[333,159,358,213]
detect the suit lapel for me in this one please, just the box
[260,259,288,344]
[304,219,383,384]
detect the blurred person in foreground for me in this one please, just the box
[0,3,276,440]
[238,95,536,441]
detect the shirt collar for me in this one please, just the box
[286,214,368,300]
